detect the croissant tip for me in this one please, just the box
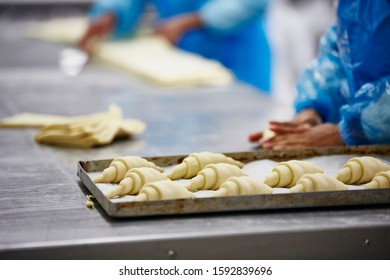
[364,181,378,190]
[264,171,279,187]
[92,175,103,183]
[157,167,164,172]
[336,167,351,183]
[290,184,304,193]
[133,193,147,202]
[212,188,227,197]
[187,175,204,192]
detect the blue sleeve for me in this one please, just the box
[199,0,268,33]
[89,0,146,38]
[294,25,347,123]
[339,76,390,145]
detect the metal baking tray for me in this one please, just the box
[77,145,390,218]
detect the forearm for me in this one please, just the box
[199,0,268,33]
[174,13,203,30]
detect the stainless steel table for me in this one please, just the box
[0,4,389,260]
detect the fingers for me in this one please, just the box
[260,124,344,150]
[248,132,263,142]
[269,121,310,134]
[260,132,309,150]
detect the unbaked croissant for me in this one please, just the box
[133,180,195,201]
[166,151,244,180]
[185,163,247,192]
[93,156,164,183]
[212,176,273,197]
[336,156,390,184]
[106,167,168,198]
[364,171,390,189]
[290,174,348,193]
[264,160,323,188]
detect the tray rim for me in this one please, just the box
[77,145,390,218]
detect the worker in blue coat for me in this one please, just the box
[78,0,271,92]
[249,0,390,149]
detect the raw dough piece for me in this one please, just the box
[94,36,233,87]
[261,129,276,141]
[26,18,233,87]
[107,167,168,198]
[166,151,244,180]
[25,17,88,44]
[185,163,247,192]
[336,156,390,184]
[364,171,390,189]
[264,160,323,188]
[0,113,70,128]
[33,104,145,148]
[290,174,348,193]
[93,156,164,184]
[212,176,273,197]
[133,180,195,201]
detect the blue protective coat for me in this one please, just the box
[294,0,390,145]
[90,0,271,92]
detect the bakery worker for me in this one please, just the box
[249,0,390,149]
[78,0,271,93]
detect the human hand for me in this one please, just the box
[260,123,344,150]
[267,109,322,134]
[248,109,322,143]
[78,13,116,52]
[154,13,203,45]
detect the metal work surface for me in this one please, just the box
[0,5,390,260]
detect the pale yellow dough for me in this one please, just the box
[107,167,168,199]
[185,163,247,192]
[261,129,276,141]
[93,156,164,184]
[364,171,390,189]
[166,151,244,180]
[25,17,88,44]
[33,104,145,148]
[26,18,233,87]
[336,156,390,184]
[264,160,323,188]
[212,176,273,197]
[133,180,195,201]
[0,113,70,128]
[94,36,233,87]
[290,174,348,193]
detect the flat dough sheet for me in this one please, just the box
[26,17,233,87]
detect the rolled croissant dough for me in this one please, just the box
[26,17,233,87]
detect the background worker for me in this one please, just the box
[78,0,272,93]
[249,0,390,149]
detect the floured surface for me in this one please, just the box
[88,154,390,203]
